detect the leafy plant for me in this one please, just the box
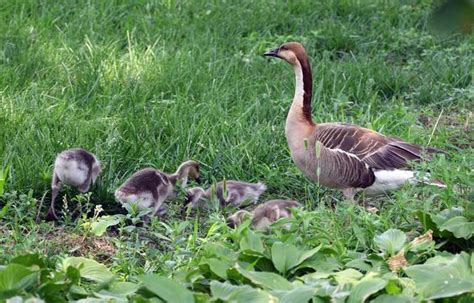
[417,204,474,250]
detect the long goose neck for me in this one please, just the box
[286,56,315,149]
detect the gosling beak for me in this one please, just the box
[184,194,192,205]
[195,177,201,184]
[263,47,280,58]
[226,219,236,228]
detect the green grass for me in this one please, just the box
[0,0,473,301]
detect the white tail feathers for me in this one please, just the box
[365,170,446,196]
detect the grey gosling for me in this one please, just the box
[115,160,199,216]
[227,199,301,230]
[48,148,101,220]
[185,180,267,208]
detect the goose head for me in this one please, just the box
[264,42,308,65]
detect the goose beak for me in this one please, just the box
[263,48,280,58]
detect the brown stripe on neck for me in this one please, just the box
[296,52,314,125]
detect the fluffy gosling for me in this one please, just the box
[185,180,267,208]
[227,199,301,230]
[115,160,199,216]
[48,148,101,220]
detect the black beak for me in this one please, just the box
[195,176,201,184]
[226,219,236,228]
[263,47,280,58]
[184,193,192,205]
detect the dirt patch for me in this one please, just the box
[43,227,117,263]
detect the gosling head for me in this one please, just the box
[226,210,252,228]
[263,42,308,66]
[184,160,201,182]
[185,187,206,207]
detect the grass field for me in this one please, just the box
[0,0,473,302]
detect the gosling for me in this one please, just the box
[48,148,101,220]
[185,180,267,208]
[227,199,301,230]
[115,160,199,216]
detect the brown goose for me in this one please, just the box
[185,180,267,208]
[48,148,101,220]
[264,42,445,200]
[115,160,199,216]
[227,199,301,230]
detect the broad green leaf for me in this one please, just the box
[90,215,122,236]
[210,281,273,303]
[374,229,406,256]
[297,244,323,266]
[62,257,115,283]
[11,254,46,269]
[271,242,300,275]
[204,243,238,261]
[278,285,315,303]
[7,296,47,303]
[331,269,363,284]
[94,290,129,302]
[76,298,112,303]
[432,207,464,226]
[301,271,331,284]
[297,255,342,273]
[422,277,474,300]
[347,277,387,303]
[107,282,139,295]
[405,252,474,300]
[371,294,415,303]
[384,280,401,294]
[141,274,194,303]
[200,258,231,279]
[439,216,474,239]
[345,259,372,272]
[236,267,293,290]
[0,263,36,292]
[240,230,264,254]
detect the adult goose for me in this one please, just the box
[263,42,445,200]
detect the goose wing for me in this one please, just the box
[313,123,440,170]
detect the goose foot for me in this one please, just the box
[46,207,58,221]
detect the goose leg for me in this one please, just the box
[47,174,61,220]
[342,188,356,203]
